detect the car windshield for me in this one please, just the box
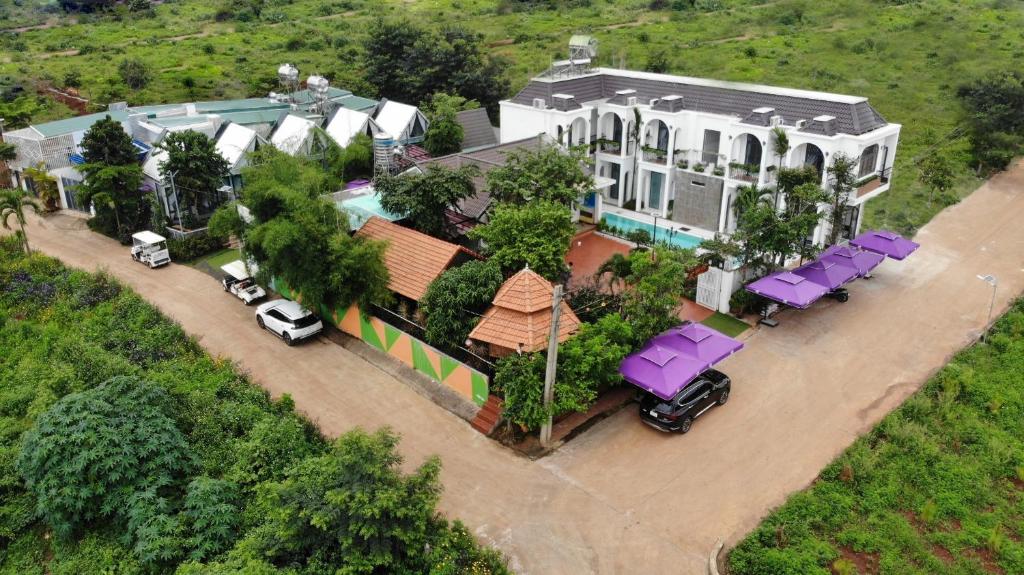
[292,313,319,328]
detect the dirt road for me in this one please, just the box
[16,160,1024,574]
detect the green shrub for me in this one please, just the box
[167,233,225,262]
[17,376,196,539]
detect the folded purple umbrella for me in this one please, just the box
[746,271,830,309]
[850,230,920,261]
[792,259,859,290]
[620,324,744,400]
[819,245,885,278]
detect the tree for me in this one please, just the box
[596,252,632,295]
[824,152,856,245]
[220,148,390,312]
[0,188,40,254]
[956,71,1024,171]
[250,427,443,574]
[23,164,60,212]
[376,163,480,238]
[0,141,17,163]
[468,200,574,281]
[325,132,374,185]
[645,49,670,73]
[363,19,510,117]
[618,246,696,345]
[918,150,958,207]
[119,58,151,90]
[0,96,43,130]
[421,260,504,350]
[484,145,593,206]
[78,115,148,239]
[733,181,828,274]
[16,376,196,539]
[769,126,790,208]
[495,314,633,430]
[732,184,772,225]
[423,93,477,156]
[157,130,230,225]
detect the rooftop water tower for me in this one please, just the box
[276,64,299,102]
[306,75,330,115]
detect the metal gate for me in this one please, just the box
[696,266,723,311]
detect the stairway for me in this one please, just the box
[470,395,504,435]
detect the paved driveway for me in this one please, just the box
[14,160,1024,574]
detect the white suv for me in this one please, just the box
[255,299,323,345]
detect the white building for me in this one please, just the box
[499,65,901,246]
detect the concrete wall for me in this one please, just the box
[672,170,723,231]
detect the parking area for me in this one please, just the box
[15,160,1024,574]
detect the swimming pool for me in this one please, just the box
[339,192,402,230]
[601,212,704,250]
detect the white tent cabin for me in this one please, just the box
[372,100,429,145]
[324,107,380,148]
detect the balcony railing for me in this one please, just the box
[728,162,760,183]
[641,147,668,165]
[852,167,892,198]
[596,138,621,155]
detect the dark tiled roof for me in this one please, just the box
[417,135,552,221]
[510,70,889,136]
[456,108,498,151]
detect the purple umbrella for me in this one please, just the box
[819,245,885,278]
[620,324,744,400]
[654,322,744,365]
[619,344,710,401]
[792,259,859,290]
[746,271,830,309]
[850,230,920,261]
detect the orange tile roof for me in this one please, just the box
[468,268,580,353]
[491,267,557,313]
[355,216,464,302]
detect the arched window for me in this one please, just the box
[858,144,879,177]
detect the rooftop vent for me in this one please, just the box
[813,115,837,136]
[652,95,685,113]
[551,93,580,112]
[532,98,547,110]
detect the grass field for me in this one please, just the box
[729,299,1024,575]
[4,0,1021,234]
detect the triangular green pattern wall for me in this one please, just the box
[471,372,488,406]
[384,324,402,351]
[360,314,384,351]
[440,355,460,380]
[411,341,439,380]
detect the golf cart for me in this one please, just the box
[221,259,266,305]
[130,231,171,268]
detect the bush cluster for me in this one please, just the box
[0,242,510,574]
[166,233,225,262]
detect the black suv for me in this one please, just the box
[638,369,731,433]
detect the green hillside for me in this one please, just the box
[2,0,1022,229]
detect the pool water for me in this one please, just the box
[339,192,402,230]
[601,212,704,250]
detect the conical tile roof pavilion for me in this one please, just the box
[469,267,580,356]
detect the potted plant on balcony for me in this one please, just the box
[712,166,725,177]
[676,159,689,169]
[693,162,705,172]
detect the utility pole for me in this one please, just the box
[539,283,564,448]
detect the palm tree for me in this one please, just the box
[596,252,632,295]
[732,184,773,227]
[769,126,790,209]
[0,188,40,254]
